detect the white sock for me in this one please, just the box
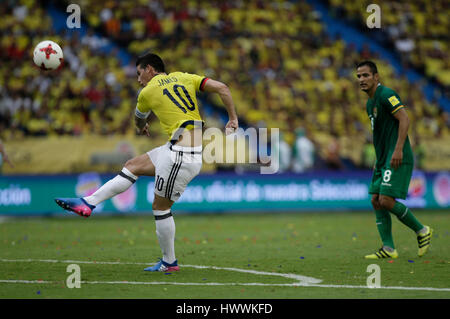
[84,167,138,206]
[154,209,176,264]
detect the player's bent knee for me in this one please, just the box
[124,154,155,177]
[371,196,381,210]
[152,202,172,211]
[124,158,138,173]
[379,195,395,210]
[152,194,174,211]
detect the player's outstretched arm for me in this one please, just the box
[391,108,410,169]
[202,79,239,134]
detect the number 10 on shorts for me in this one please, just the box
[155,175,164,192]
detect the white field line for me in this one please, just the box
[1,280,450,291]
[0,258,321,285]
[1,258,450,292]
[0,279,305,287]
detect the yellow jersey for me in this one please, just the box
[135,72,207,142]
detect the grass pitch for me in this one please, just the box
[0,210,449,299]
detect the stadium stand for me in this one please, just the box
[325,0,450,90]
[0,0,448,174]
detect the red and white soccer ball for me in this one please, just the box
[33,40,64,70]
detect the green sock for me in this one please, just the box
[375,209,395,249]
[390,201,424,233]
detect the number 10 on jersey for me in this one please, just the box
[163,84,196,113]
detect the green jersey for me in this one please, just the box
[366,84,413,169]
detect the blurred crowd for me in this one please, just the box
[327,0,450,90]
[0,0,448,172]
[0,0,141,139]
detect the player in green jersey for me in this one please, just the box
[356,61,432,259]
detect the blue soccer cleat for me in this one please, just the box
[144,259,180,272]
[54,197,95,218]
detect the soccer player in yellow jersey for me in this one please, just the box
[55,53,239,272]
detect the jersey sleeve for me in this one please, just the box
[382,90,404,115]
[135,89,152,119]
[186,73,209,92]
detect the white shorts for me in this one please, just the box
[147,142,202,202]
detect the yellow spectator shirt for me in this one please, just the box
[135,72,207,142]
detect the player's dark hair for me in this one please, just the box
[356,60,378,75]
[136,52,165,73]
